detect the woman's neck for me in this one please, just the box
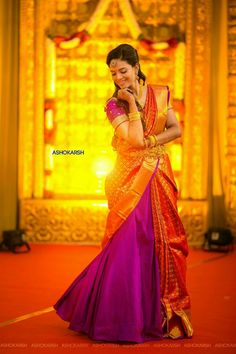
[130,80,141,99]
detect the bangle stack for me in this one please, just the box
[128,112,141,121]
[144,134,159,148]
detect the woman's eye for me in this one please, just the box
[120,71,127,74]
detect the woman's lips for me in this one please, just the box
[117,80,126,87]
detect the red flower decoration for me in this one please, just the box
[166,37,179,48]
[52,30,90,49]
[139,35,180,55]
[139,38,157,53]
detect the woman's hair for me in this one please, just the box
[106,44,146,84]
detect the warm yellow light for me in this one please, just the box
[174,42,185,99]
[45,38,56,98]
[45,174,54,191]
[153,42,169,50]
[93,157,113,176]
[44,144,54,171]
[168,144,182,172]
[45,109,53,130]
[60,38,79,49]
[91,202,108,208]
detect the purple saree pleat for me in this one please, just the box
[53,167,163,343]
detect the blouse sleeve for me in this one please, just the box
[105,98,128,130]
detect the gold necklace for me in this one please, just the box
[138,83,143,101]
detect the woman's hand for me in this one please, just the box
[117,88,135,104]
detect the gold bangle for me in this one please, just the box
[129,116,141,121]
[147,136,152,147]
[146,136,151,147]
[128,112,140,118]
[149,135,156,147]
[153,135,159,146]
[128,112,141,121]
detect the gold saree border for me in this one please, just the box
[112,114,129,130]
[101,157,159,249]
[162,299,193,338]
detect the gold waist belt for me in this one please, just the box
[118,144,165,160]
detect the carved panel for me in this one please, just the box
[226,0,236,237]
[20,199,207,246]
[182,0,211,199]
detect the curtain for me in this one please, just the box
[208,0,228,227]
[0,0,19,237]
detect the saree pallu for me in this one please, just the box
[53,84,193,343]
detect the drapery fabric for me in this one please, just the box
[0,0,19,237]
[208,0,228,227]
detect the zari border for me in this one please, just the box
[101,157,159,249]
[162,300,193,338]
[112,115,129,130]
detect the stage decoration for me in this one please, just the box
[138,34,180,56]
[50,30,90,50]
[181,0,211,200]
[44,100,56,198]
[174,42,186,99]
[20,198,208,246]
[19,0,214,245]
[226,0,236,236]
[44,38,56,198]
[49,0,181,56]
[118,0,142,39]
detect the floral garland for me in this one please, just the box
[138,34,180,56]
[50,30,90,50]
[50,0,181,54]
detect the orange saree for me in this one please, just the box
[102,84,193,339]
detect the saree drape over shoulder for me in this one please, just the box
[53,84,193,343]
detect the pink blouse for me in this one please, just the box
[105,98,128,130]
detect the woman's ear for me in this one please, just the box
[135,63,139,75]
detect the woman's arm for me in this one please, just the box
[155,108,181,145]
[114,89,144,148]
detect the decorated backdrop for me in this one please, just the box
[18,0,235,245]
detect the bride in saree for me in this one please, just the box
[53,43,193,343]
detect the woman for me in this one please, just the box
[54,44,193,343]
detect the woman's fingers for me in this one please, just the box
[117,88,133,101]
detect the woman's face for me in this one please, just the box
[109,59,138,89]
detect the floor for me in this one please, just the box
[0,243,235,354]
